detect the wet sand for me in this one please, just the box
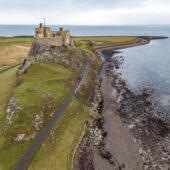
[97,70,144,170]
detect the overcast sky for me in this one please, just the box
[1,0,170,25]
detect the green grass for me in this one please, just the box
[0,37,33,49]
[29,97,86,170]
[6,63,77,138]
[74,40,90,51]
[0,67,19,137]
[0,67,20,170]
[73,36,138,50]
[0,62,78,170]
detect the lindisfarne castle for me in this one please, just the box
[35,23,73,46]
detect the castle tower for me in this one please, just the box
[35,23,44,38]
[40,23,43,28]
[59,27,63,32]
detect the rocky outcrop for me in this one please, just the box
[4,96,21,136]
[18,39,82,75]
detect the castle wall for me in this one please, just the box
[35,38,64,46]
[51,31,57,37]
[64,36,70,46]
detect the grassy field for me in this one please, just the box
[0,67,23,170]
[6,63,78,138]
[0,62,79,170]
[0,37,33,49]
[0,67,19,145]
[29,97,86,170]
[73,36,138,50]
[0,37,33,71]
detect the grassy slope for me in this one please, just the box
[0,37,33,170]
[0,37,33,71]
[0,67,19,146]
[0,63,78,170]
[29,97,86,170]
[0,67,26,170]
[6,63,77,138]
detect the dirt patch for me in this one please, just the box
[0,45,30,67]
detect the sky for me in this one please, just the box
[1,0,170,25]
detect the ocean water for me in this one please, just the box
[1,24,170,119]
[110,25,170,121]
[0,24,170,37]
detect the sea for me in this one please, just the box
[1,24,170,121]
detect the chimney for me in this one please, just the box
[40,23,43,28]
[60,27,63,32]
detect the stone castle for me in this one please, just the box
[35,23,73,46]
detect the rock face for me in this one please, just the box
[18,39,82,75]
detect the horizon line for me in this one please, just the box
[0,24,170,26]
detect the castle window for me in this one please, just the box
[53,34,55,37]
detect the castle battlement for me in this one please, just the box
[35,23,73,46]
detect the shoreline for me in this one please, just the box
[95,37,150,170]
[95,36,168,56]
[94,36,169,170]
[77,36,169,170]
[95,37,149,57]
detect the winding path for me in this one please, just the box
[0,64,21,74]
[13,50,88,170]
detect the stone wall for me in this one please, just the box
[34,38,64,47]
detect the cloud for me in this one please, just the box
[0,0,170,24]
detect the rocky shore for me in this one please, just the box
[77,37,170,170]
[100,55,170,170]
